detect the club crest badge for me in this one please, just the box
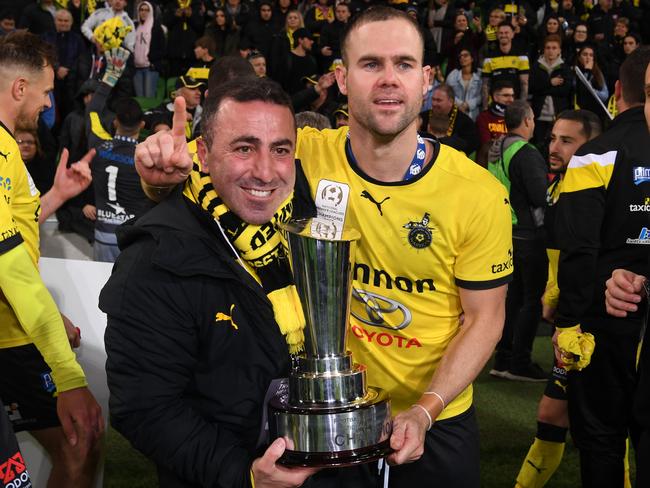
[403,212,433,249]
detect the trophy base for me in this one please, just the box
[278,439,392,467]
[268,386,392,467]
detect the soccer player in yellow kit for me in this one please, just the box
[0,31,102,488]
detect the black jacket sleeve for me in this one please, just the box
[102,241,254,488]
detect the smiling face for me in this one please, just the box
[454,14,468,31]
[336,18,429,138]
[16,66,54,130]
[197,99,296,225]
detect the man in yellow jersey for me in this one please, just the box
[134,7,512,487]
[0,31,103,487]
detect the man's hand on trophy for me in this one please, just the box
[135,97,193,190]
[386,406,430,465]
[251,437,319,488]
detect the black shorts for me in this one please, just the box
[543,361,568,400]
[306,406,480,488]
[0,344,59,433]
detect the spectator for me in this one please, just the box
[538,14,566,46]
[42,9,87,125]
[442,11,483,74]
[476,79,516,166]
[573,44,610,123]
[188,36,217,85]
[428,84,480,155]
[243,1,278,61]
[623,33,640,56]
[16,126,55,195]
[564,21,589,65]
[0,10,15,36]
[283,28,318,94]
[144,75,203,139]
[588,0,614,43]
[273,0,294,28]
[482,7,506,53]
[529,34,573,148]
[269,10,305,82]
[56,79,105,241]
[18,0,56,36]
[163,0,204,77]
[427,0,454,53]
[133,1,166,98]
[332,103,348,127]
[223,0,251,30]
[318,2,350,69]
[205,6,241,57]
[482,22,530,106]
[81,0,135,52]
[489,100,548,382]
[295,110,331,129]
[445,48,482,121]
[247,50,267,77]
[304,0,333,43]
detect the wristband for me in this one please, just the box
[411,404,432,430]
[423,390,446,411]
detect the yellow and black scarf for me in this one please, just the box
[184,165,305,353]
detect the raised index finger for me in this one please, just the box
[171,96,187,143]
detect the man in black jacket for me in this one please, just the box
[100,77,317,488]
[428,84,480,156]
[553,46,650,488]
[490,100,550,382]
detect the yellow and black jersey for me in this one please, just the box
[0,122,40,264]
[482,46,529,97]
[0,121,42,349]
[555,107,650,332]
[296,127,513,417]
[542,176,564,308]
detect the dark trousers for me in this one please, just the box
[567,325,640,488]
[495,236,548,370]
[306,407,480,488]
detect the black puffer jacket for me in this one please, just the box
[100,188,293,488]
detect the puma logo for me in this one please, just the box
[215,304,238,330]
[361,190,390,216]
[526,460,546,474]
[0,151,9,161]
[554,380,567,393]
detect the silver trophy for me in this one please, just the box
[268,218,392,467]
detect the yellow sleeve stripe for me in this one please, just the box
[90,112,112,141]
[562,163,614,193]
[568,150,617,169]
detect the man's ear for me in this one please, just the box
[11,77,26,102]
[196,137,209,173]
[422,65,432,96]
[335,65,348,95]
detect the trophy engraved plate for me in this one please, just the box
[268,219,392,467]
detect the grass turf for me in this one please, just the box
[104,336,631,487]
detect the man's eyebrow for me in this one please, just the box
[230,135,261,145]
[356,54,419,64]
[270,138,294,148]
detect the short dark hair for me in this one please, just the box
[619,45,650,105]
[340,6,424,65]
[207,56,256,93]
[195,36,217,57]
[505,100,532,130]
[491,79,514,96]
[433,84,455,101]
[555,109,602,140]
[114,97,144,132]
[201,77,294,149]
[0,30,56,73]
[498,22,514,31]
